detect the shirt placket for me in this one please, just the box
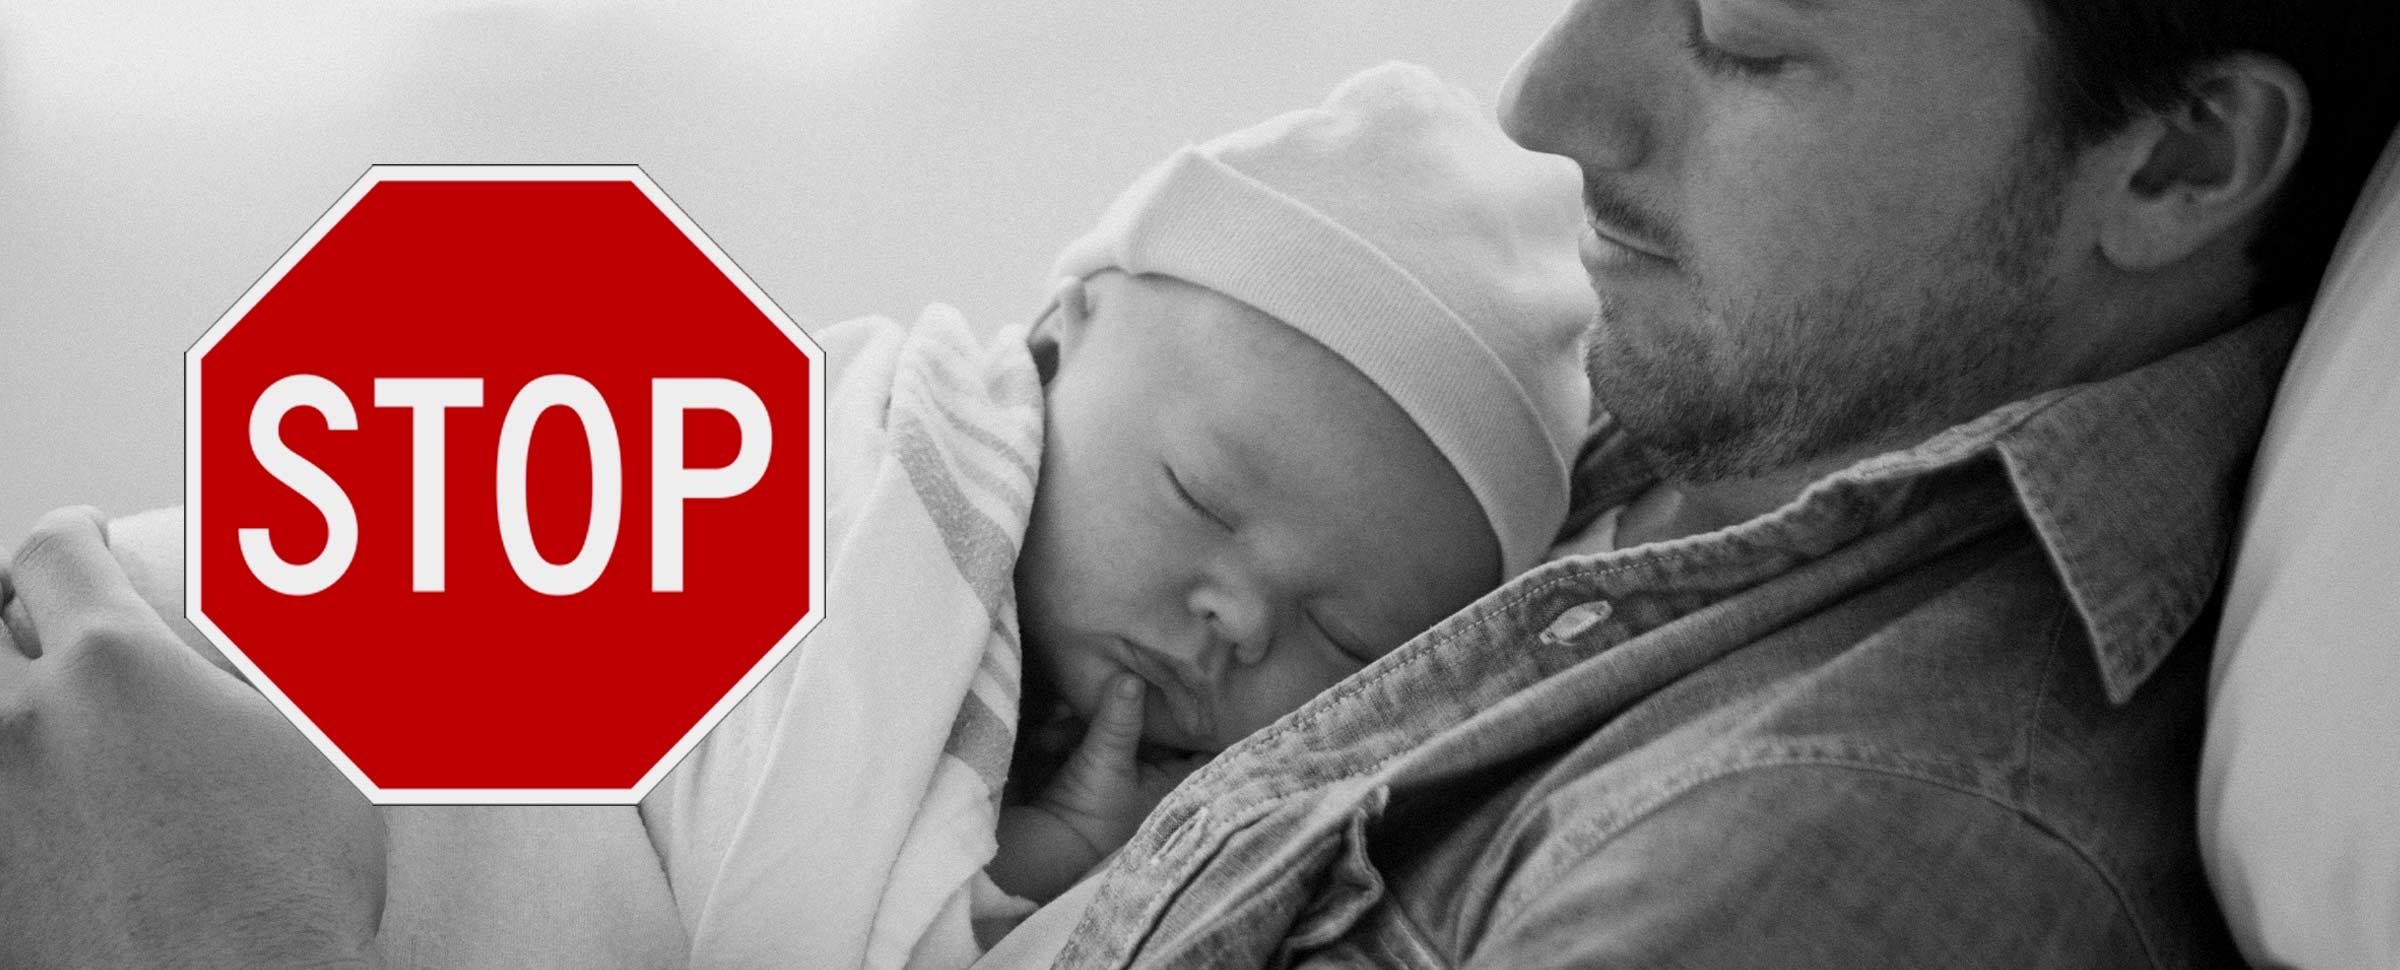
[1066,464,2022,970]
[1052,561,1673,969]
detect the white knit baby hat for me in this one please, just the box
[1051,62,1596,577]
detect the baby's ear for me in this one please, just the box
[1026,277,1093,384]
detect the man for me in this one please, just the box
[963,0,2397,965]
[2,1,2395,968]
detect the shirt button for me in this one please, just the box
[1537,600,1614,645]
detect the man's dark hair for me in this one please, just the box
[2028,0,2400,309]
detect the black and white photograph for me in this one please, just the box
[1,1,2395,967]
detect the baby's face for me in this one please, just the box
[1016,271,1500,753]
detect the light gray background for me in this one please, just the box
[0,0,1562,544]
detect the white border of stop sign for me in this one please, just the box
[183,164,827,805]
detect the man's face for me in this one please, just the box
[1501,0,2081,483]
[1015,272,1499,753]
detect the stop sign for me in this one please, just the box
[185,165,823,804]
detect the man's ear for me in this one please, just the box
[1026,276,1093,384]
[2098,52,2310,273]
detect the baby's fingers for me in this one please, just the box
[1068,675,1147,774]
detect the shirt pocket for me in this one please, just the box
[1277,785,1448,970]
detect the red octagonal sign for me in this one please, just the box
[186,165,824,804]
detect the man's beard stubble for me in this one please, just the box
[1587,146,2071,487]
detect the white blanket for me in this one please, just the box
[105,305,1045,970]
[640,305,1044,970]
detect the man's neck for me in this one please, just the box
[1604,253,2266,552]
[1613,446,1882,548]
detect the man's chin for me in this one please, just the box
[1585,337,1767,484]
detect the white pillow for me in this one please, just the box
[2202,128,2400,970]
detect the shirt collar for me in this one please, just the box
[1985,307,2301,702]
[1562,307,2302,705]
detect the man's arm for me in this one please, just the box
[1458,764,2157,970]
[0,507,386,970]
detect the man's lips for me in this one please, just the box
[1580,221,1676,287]
[1584,213,1674,264]
[1579,180,1678,271]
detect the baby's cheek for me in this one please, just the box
[1033,644,1108,722]
[1220,661,1353,747]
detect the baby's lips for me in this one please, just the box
[1113,638,1215,744]
[1154,681,1215,745]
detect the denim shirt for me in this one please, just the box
[1048,309,2299,970]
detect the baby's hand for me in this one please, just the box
[989,675,1206,902]
[1036,675,1207,855]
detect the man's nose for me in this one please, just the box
[1499,0,1651,172]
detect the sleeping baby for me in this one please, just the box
[987,75,1597,903]
[977,59,1592,938]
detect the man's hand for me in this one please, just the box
[0,506,386,970]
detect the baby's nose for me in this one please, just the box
[1185,587,1273,675]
